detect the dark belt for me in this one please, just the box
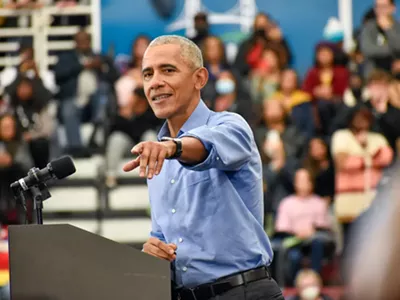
[176,266,271,300]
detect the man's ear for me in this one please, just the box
[194,67,209,90]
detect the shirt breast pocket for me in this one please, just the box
[181,169,211,188]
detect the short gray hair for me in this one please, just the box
[147,35,203,70]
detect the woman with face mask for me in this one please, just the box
[214,72,237,111]
[286,269,333,300]
[212,71,254,125]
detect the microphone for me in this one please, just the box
[10,156,76,192]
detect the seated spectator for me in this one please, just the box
[115,35,150,112]
[271,69,315,139]
[331,107,393,230]
[191,12,209,47]
[275,169,333,284]
[5,77,53,168]
[212,71,252,122]
[54,29,119,157]
[0,114,31,224]
[323,17,349,67]
[366,70,400,153]
[234,12,291,77]
[343,72,369,107]
[304,137,335,204]
[359,0,400,77]
[200,35,230,107]
[256,99,306,214]
[250,46,283,105]
[335,70,400,154]
[0,44,57,95]
[287,269,333,300]
[388,59,400,109]
[302,42,349,136]
[105,87,162,188]
[115,35,150,75]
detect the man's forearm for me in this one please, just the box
[164,137,208,165]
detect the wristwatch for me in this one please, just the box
[160,137,183,159]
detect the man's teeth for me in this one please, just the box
[154,95,170,100]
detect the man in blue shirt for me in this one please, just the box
[123,35,283,300]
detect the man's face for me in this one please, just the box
[254,14,271,32]
[142,44,201,119]
[17,81,33,101]
[194,16,208,34]
[75,32,91,53]
[368,80,390,103]
[375,0,395,18]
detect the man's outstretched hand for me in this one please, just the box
[142,237,177,262]
[123,141,176,179]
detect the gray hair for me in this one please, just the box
[147,35,203,70]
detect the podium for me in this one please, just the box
[8,224,171,300]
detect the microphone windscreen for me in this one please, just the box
[49,156,76,179]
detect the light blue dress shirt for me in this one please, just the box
[147,100,273,288]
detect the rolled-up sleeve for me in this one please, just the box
[181,113,254,171]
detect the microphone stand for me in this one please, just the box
[12,182,51,225]
[29,183,51,225]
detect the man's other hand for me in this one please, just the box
[142,237,177,262]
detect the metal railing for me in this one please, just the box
[0,1,100,74]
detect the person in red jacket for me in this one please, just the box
[302,42,349,136]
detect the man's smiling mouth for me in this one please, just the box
[152,94,173,101]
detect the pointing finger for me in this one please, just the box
[122,156,140,172]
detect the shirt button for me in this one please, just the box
[171,179,175,184]
[179,238,183,243]
[171,209,176,214]
[216,157,220,160]
[182,266,188,272]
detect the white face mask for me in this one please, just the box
[300,286,320,300]
[25,69,36,79]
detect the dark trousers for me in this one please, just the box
[174,278,284,300]
[316,100,340,136]
[212,278,283,300]
[287,237,325,283]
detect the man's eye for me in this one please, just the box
[143,73,152,79]
[165,69,175,73]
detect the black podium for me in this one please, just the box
[8,224,171,300]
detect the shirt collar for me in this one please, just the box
[157,99,211,140]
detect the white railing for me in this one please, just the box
[0,1,100,74]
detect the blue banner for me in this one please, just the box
[101,0,372,77]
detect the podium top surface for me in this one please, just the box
[9,224,171,300]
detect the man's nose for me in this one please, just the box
[149,73,165,90]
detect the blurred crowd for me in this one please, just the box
[0,0,399,298]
